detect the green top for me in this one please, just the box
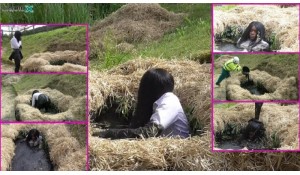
[223,59,242,71]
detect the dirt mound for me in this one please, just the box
[22,50,87,73]
[225,70,298,100]
[89,58,211,132]
[14,88,86,121]
[214,5,299,51]
[214,103,298,150]
[1,125,86,171]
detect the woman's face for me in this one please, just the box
[249,26,257,41]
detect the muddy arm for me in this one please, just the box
[255,102,263,120]
[95,123,163,139]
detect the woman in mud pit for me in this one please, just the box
[25,129,43,148]
[237,21,270,52]
[9,31,23,73]
[31,90,51,112]
[95,68,190,139]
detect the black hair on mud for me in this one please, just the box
[32,90,39,97]
[237,21,267,45]
[25,129,40,143]
[129,68,175,128]
[14,31,22,42]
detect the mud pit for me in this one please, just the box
[11,139,53,171]
[214,103,298,150]
[215,42,244,52]
[214,5,299,52]
[225,70,298,100]
[14,88,86,121]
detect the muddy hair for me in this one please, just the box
[237,21,268,46]
[25,129,40,142]
[32,90,39,97]
[14,31,22,42]
[129,68,175,128]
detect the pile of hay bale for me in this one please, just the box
[22,50,87,72]
[225,70,298,100]
[214,103,299,150]
[14,88,86,121]
[89,4,185,58]
[1,124,86,171]
[214,5,299,51]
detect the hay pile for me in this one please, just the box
[89,58,211,130]
[1,124,86,171]
[214,5,299,51]
[14,88,86,121]
[22,50,87,72]
[214,103,299,150]
[91,4,185,44]
[225,70,298,100]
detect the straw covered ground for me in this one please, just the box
[14,88,86,121]
[90,3,185,58]
[214,103,299,150]
[22,50,87,73]
[225,70,298,100]
[1,124,86,171]
[214,5,299,51]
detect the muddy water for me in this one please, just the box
[1,86,17,121]
[240,80,268,95]
[215,42,245,52]
[217,139,268,150]
[11,139,53,171]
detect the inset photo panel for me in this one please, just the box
[1,74,87,122]
[213,54,299,101]
[1,123,87,171]
[0,24,88,73]
[212,102,299,151]
[213,4,299,52]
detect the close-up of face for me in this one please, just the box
[249,25,257,41]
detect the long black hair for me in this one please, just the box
[26,129,40,143]
[237,21,267,46]
[32,90,39,97]
[129,68,175,128]
[14,31,22,42]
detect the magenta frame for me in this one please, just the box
[211,3,300,153]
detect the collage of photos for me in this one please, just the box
[0,3,300,172]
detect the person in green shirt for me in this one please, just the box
[216,56,242,86]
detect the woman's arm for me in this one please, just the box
[95,123,163,139]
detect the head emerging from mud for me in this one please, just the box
[25,129,43,147]
[130,68,175,128]
[244,118,265,141]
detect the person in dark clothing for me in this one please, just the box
[9,31,24,73]
[31,90,51,112]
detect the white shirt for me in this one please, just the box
[150,92,190,138]
[10,36,22,49]
[32,93,42,107]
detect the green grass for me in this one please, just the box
[90,4,211,70]
[13,75,86,97]
[214,103,237,109]
[214,5,237,11]
[2,26,86,64]
[214,54,298,79]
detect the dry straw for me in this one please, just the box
[214,103,299,150]
[1,125,86,171]
[225,70,298,100]
[214,5,299,51]
[22,50,86,72]
[14,88,86,121]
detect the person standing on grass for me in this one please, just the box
[9,31,23,73]
[31,90,51,112]
[94,68,190,139]
[216,56,241,86]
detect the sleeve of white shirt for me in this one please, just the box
[150,99,178,129]
[11,37,20,49]
[19,40,22,46]
[32,94,38,107]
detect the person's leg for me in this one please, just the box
[216,68,229,85]
[14,54,21,73]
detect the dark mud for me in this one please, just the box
[215,42,244,52]
[11,139,53,171]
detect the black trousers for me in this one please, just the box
[9,49,23,73]
[35,94,51,111]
